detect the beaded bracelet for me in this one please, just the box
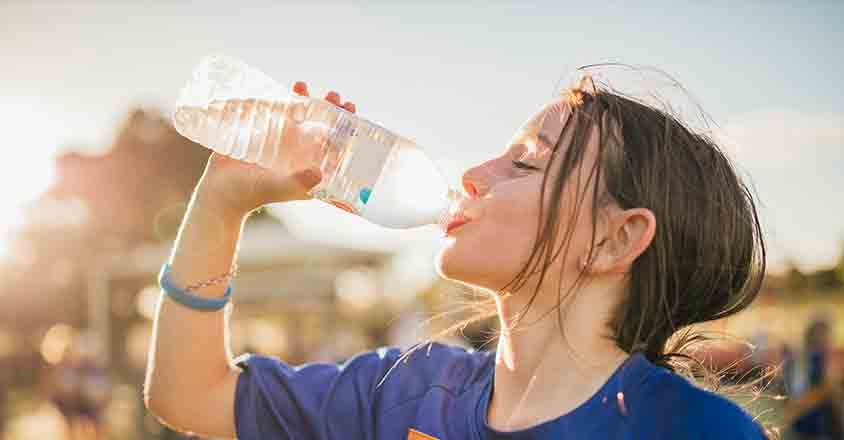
[184,263,239,290]
[158,264,236,311]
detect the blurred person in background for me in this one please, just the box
[144,68,771,439]
[783,343,797,395]
[785,318,843,439]
[48,332,111,440]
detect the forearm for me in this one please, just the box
[144,178,247,426]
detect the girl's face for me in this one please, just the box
[436,98,605,295]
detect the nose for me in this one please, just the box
[461,166,484,198]
[463,179,478,198]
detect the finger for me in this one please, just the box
[324,91,341,106]
[294,168,322,189]
[292,81,309,96]
[342,101,356,113]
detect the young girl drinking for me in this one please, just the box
[145,68,769,439]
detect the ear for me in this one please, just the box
[589,208,656,275]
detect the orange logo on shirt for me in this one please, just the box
[407,428,439,440]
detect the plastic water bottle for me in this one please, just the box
[173,55,465,229]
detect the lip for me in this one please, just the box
[443,198,477,235]
[445,218,470,235]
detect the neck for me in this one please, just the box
[487,284,629,431]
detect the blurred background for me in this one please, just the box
[1,1,843,439]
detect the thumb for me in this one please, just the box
[293,168,323,191]
[268,168,323,203]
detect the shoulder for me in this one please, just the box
[630,367,766,439]
[237,342,491,399]
[372,342,492,408]
[235,345,405,390]
[378,342,493,389]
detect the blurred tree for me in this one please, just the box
[759,272,788,297]
[804,240,844,291]
[786,262,810,293]
[47,108,210,244]
[810,268,842,291]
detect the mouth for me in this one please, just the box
[444,216,471,235]
[442,198,477,236]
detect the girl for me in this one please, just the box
[145,69,769,439]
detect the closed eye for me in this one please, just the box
[512,159,541,171]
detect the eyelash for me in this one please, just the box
[511,159,540,171]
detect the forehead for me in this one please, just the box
[510,97,571,156]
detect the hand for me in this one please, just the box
[197,82,357,216]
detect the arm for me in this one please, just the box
[143,176,247,439]
[144,82,356,439]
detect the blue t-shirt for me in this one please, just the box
[234,343,766,439]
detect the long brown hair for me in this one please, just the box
[407,65,772,432]
[453,67,766,363]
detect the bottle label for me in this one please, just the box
[315,116,397,216]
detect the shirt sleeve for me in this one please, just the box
[633,371,768,439]
[233,348,402,440]
[685,387,768,440]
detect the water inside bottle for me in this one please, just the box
[314,114,452,228]
[362,141,451,228]
[174,98,451,229]
[176,99,297,167]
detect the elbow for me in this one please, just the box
[143,366,238,438]
[144,393,189,438]
[143,377,168,422]
[144,380,188,434]
[143,368,178,426]
[143,371,239,440]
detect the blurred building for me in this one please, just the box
[0,108,405,439]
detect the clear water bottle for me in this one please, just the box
[173,55,465,229]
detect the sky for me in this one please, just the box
[1,1,842,272]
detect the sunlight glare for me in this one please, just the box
[40,323,75,365]
[0,98,59,232]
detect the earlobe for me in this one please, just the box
[590,208,656,275]
[579,237,607,272]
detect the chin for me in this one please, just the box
[434,245,500,291]
[434,244,459,280]
[435,243,476,283]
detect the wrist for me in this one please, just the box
[192,180,253,224]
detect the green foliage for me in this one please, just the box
[811,268,842,291]
[787,265,809,292]
[836,239,844,284]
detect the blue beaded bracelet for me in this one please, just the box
[158,264,233,311]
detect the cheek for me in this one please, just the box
[549,183,601,269]
[435,182,542,288]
